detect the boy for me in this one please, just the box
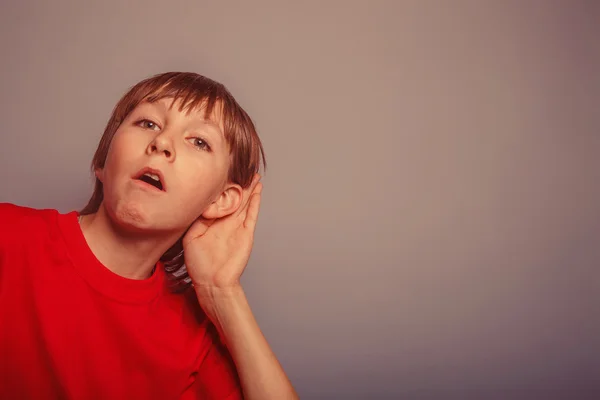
[0,72,298,399]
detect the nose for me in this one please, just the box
[147,132,175,161]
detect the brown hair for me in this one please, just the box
[80,72,266,291]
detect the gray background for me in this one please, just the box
[1,1,598,398]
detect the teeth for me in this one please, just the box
[144,173,160,181]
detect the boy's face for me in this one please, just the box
[97,97,241,235]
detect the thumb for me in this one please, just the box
[184,217,215,242]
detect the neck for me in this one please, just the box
[79,205,180,280]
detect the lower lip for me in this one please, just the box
[132,179,165,193]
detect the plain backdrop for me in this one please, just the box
[0,1,599,399]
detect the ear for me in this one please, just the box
[94,167,105,183]
[201,183,243,220]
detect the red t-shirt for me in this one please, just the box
[0,203,243,399]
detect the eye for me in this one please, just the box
[189,137,211,151]
[137,119,160,131]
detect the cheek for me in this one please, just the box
[175,168,224,211]
[104,132,140,177]
[180,180,217,208]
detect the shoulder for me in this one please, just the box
[0,203,60,247]
[0,203,38,221]
[0,203,57,224]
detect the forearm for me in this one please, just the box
[195,285,298,400]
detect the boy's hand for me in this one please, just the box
[182,173,263,292]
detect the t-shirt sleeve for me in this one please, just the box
[197,336,243,399]
[1,203,25,233]
[180,323,243,400]
[0,203,35,254]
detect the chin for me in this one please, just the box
[109,201,187,236]
[106,200,155,233]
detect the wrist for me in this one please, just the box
[194,283,245,321]
[193,282,244,303]
[193,284,251,344]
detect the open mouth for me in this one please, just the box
[134,168,165,191]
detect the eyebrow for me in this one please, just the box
[200,120,223,135]
[134,100,166,114]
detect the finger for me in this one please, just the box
[251,172,261,187]
[244,183,263,229]
[240,179,263,219]
[247,173,261,199]
[237,173,262,215]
